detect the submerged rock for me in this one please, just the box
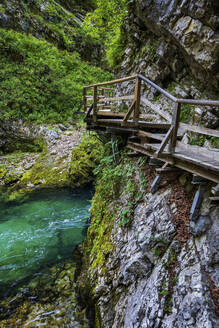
[0,259,90,328]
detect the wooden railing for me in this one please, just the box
[83,74,219,155]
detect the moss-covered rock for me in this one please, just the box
[20,152,68,188]
[69,134,103,188]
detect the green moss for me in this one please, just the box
[69,134,103,188]
[0,5,5,13]
[4,170,23,185]
[20,152,68,188]
[0,165,9,180]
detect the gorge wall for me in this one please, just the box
[80,1,219,327]
[117,0,219,129]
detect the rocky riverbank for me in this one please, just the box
[0,120,102,203]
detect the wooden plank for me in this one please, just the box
[138,131,165,141]
[127,142,155,157]
[106,127,138,134]
[95,118,171,129]
[176,141,219,161]
[85,75,137,88]
[122,99,136,126]
[97,111,124,117]
[173,150,219,172]
[173,159,219,184]
[156,126,173,156]
[127,141,219,183]
[144,143,171,154]
[134,77,141,123]
[96,111,156,120]
[141,97,172,122]
[127,142,174,163]
[179,122,219,138]
[140,114,157,120]
[99,95,134,103]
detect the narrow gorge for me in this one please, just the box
[0,1,218,328]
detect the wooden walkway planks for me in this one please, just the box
[83,73,219,184]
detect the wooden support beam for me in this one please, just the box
[84,104,93,121]
[93,86,98,123]
[155,126,173,156]
[149,158,164,166]
[122,99,136,126]
[83,87,87,112]
[190,185,206,221]
[150,175,163,194]
[134,77,141,124]
[192,175,208,185]
[169,103,181,153]
[141,97,172,122]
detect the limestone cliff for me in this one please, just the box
[79,1,219,327]
[117,0,219,129]
[80,155,218,328]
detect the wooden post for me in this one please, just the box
[134,77,141,124]
[83,87,87,112]
[93,86,98,123]
[169,102,181,153]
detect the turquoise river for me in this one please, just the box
[0,187,92,297]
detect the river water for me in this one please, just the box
[0,187,93,327]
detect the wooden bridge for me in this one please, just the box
[83,74,219,204]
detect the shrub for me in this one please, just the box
[0,29,112,123]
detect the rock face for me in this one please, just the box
[117,0,219,128]
[123,0,219,90]
[83,175,219,328]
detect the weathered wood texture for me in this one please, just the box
[83,73,219,184]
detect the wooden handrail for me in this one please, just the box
[84,75,138,88]
[83,73,219,155]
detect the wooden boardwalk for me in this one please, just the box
[83,74,219,186]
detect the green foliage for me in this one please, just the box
[0,4,5,13]
[188,133,206,146]
[210,136,219,149]
[0,29,112,123]
[150,237,169,257]
[83,0,129,67]
[119,203,134,227]
[180,104,195,123]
